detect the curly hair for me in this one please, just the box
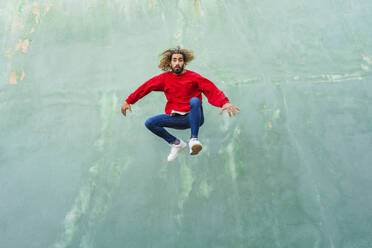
[158,46,194,71]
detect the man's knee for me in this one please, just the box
[145,118,153,129]
[189,97,201,107]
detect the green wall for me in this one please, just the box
[1,0,372,247]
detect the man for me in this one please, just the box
[121,46,239,162]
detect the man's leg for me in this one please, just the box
[145,98,204,142]
[188,97,204,155]
[145,114,190,143]
[145,114,190,162]
[145,114,179,144]
[188,97,204,137]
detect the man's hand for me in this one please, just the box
[219,102,240,117]
[121,101,132,116]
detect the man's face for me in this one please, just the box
[170,53,185,75]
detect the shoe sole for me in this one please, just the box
[190,144,202,155]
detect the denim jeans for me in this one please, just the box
[145,97,204,144]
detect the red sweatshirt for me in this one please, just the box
[125,70,229,114]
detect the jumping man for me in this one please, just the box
[121,46,239,162]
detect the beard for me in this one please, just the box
[171,64,184,75]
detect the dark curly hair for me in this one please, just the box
[158,46,195,71]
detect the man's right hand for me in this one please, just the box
[121,101,132,116]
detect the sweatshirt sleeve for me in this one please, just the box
[125,74,164,104]
[197,74,229,107]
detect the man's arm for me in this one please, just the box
[198,75,239,117]
[121,74,164,116]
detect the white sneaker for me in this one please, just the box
[189,138,202,155]
[167,139,187,162]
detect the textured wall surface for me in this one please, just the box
[1,1,372,247]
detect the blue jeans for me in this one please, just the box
[145,97,204,144]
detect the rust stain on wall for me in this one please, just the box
[11,16,24,31]
[13,39,29,54]
[9,71,17,84]
[15,39,23,52]
[44,3,52,13]
[194,0,200,17]
[21,39,30,53]
[148,0,158,8]
[20,69,25,81]
[7,2,53,84]
[32,7,41,24]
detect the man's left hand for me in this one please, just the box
[219,103,240,117]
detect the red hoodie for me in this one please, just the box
[125,70,229,114]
